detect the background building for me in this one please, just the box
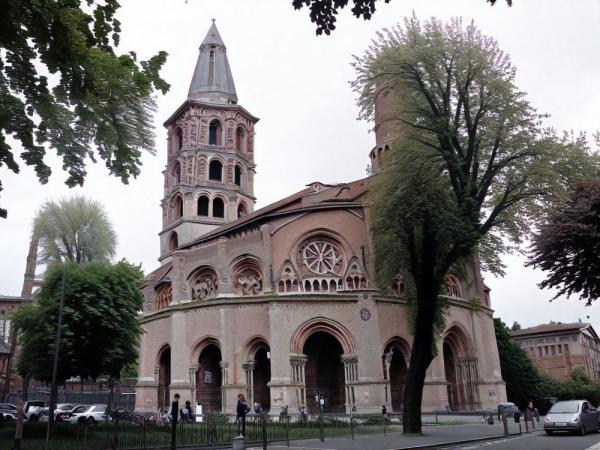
[134,22,507,416]
[511,322,600,382]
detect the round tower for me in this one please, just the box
[159,21,259,261]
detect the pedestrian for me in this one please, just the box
[254,401,263,415]
[170,393,180,425]
[319,395,326,412]
[184,400,194,422]
[299,404,307,422]
[237,393,250,436]
[381,404,387,418]
[525,401,539,427]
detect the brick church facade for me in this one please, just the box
[134,22,507,415]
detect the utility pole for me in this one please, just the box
[45,267,67,447]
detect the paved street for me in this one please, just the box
[453,430,600,450]
[247,422,523,450]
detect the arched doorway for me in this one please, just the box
[304,331,345,413]
[196,344,222,413]
[157,346,171,410]
[384,340,409,412]
[443,326,480,411]
[253,347,271,411]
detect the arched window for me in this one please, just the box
[234,165,242,186]
[213,198,225,218]
[173,195,183,219]
[197,195,209,216]
[235,126,245,152]
[168,232,178,251]
[209,119,222,145]
[209,160,223,181]
[237,202,248,218]
[175,127,183,151]
[446,275,464,298]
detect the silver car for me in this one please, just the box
[544,400,600,435]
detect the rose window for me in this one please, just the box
[301,240,343,275]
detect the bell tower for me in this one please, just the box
[159,21,259,262]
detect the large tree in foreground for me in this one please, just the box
[12,261,144,383]
[33,195,116,265]
[0,0,170,218]
[528,180,600,304]
[357,17,599,434]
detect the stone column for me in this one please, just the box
[189,363,199,406]
[220,360,229,413]
[342,355,358,413]
[169,311,192,403]
[242,361,256,404]
[289,355,307,411]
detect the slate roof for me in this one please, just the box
[179,177,369,250]
[188,21,237,104]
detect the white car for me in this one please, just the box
[64,404,109,424]
[24,400,46,422]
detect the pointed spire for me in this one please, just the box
[188,21,238,104]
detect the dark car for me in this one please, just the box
[544,400,600,435]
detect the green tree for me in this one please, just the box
[494,319,542,408]
[355,16,599,433]
[0,0,170,218]
[528,180,600,305]
[292,0,512,35]
[511,321,522,331]
[33,195,116,265]
[12,261,144,383]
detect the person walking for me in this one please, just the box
[237,393,250,437]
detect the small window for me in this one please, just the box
[168,232,178,251]
[209,120,222,145]
[175,127,183,151]
[213,198,225,218]
[208,51,215,85]
[209,160,222,181]
[236,126,245,152]
[197,196,209,216]
[237,202,248,218]
[173,196,183,219]
[234,165,242,186]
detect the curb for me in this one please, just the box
[394,432,524,449]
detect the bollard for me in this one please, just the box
[502,411,509,437]
[349,412,354,441]
[319,412,324,442]
[233,435,246,450]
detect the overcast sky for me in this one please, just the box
[1,0,599,331]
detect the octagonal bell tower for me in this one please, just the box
[159,21,259,262]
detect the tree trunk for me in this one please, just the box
[402,286,438,434]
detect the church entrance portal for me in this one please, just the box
[157,346,171,410]
[253,347,271,411]
[196,345,222,412]
[304,331,345,413]
[443,328,480,411]
[385,342,408,412]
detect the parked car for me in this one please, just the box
[38,404,79,422]
[497,402,520,419]
[544,400,600,435]
[0,403,18,422]
[64,404,108,425]
[23,401,46,422]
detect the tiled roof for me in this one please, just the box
[511,322,591,337]
[179,177,369,250]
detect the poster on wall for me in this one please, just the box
[205,370,213,384]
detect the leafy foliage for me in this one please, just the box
[12,261,145,382]
[354,16,599,433]
[494,319,543,408]
[33,195,116,265]
[292,0,513,35]
[0,0,170,218]
[541,367,600,407]
[528,180,600,305]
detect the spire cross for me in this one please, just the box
[211,18,215,24]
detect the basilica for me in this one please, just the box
[134,22,507,416]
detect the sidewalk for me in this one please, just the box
[246,421,527,450]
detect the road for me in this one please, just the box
[452,430,600,450]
